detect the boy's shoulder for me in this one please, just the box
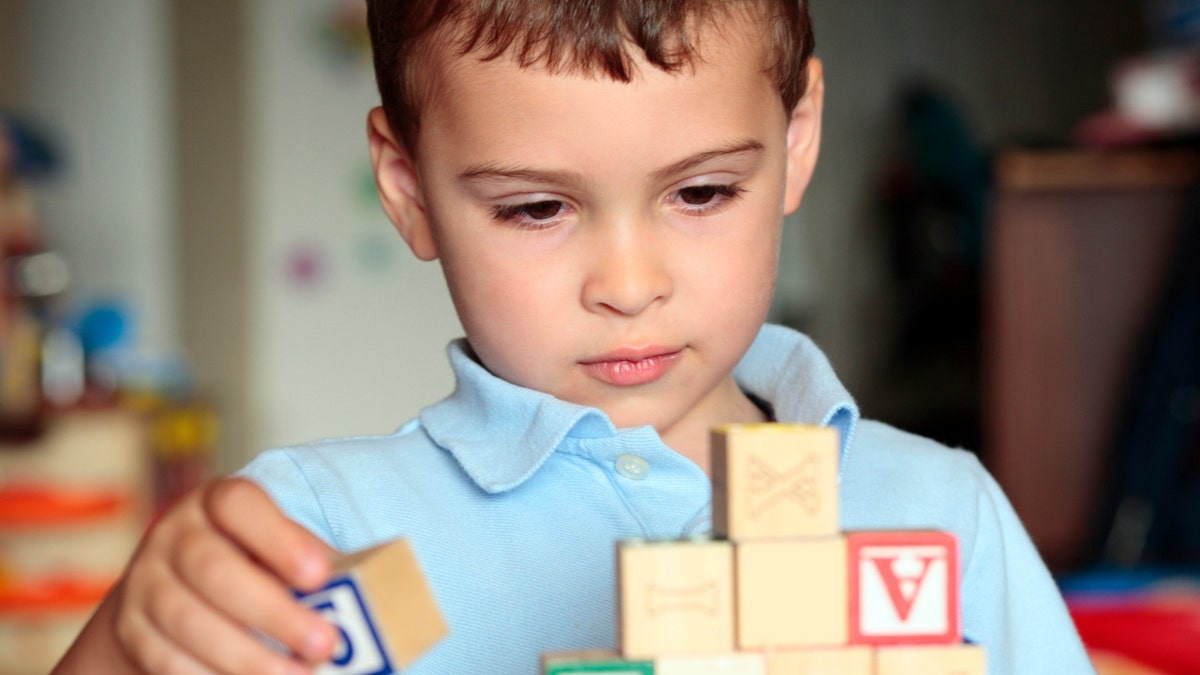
[840,418,996,535]
[237,420,467,548]
[244,420,445,483]
[849,418,984,479]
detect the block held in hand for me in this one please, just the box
[296,538,446,674]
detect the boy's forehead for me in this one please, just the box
[412,18,787,180]
[418,7,773,104]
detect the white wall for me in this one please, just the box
[245,0,462,453]
[16,1,179,363]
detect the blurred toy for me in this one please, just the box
[0,113,64,440]
[1062,568,1200,674]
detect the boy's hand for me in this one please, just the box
[54,478,338,675]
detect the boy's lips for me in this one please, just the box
[580,347,683,387]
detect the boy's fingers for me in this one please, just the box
[173,529,337,664]
[201,478,333,590]
[143,574,313,675]
[117,605,216,675]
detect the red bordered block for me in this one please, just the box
[847,531,960,646]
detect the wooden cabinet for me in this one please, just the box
[985,149,1196,571]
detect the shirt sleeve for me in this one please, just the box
[961,455,1096,674]
[237,448,342,549]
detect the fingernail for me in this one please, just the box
[296,551,327,588]
[298,558,321,586]
[304,623,334,661]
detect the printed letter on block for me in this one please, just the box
[618,539,735,659]
[847,531,960,646]
[875,644,986,675]
[542,651,654,674]
[735,537,848,649]
[296,538,447,674]
[711,424,839,541]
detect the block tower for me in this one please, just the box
[542,423,986,674]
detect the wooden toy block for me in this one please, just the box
[541,650,654,674]
[296,538,447,673]
[657,652,766,674]
[875,644,986,675]
[847,531,960,646]
[765,646,873,674]
[711,424,839,541]
[735,537,848,649]
[618,538,735,659]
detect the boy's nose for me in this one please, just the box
[580,222,673,317]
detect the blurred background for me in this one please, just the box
[0,0,1198,672]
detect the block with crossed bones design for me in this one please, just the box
[747,454,820,518]
[712,424,839,540]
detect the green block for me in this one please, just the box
[543,653,654,674]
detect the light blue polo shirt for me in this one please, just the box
[240,324,1093,674]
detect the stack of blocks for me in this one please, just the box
[543,424,987,674]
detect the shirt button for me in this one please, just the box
[616,454,650,480]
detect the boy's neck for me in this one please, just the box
[662,384,770,476]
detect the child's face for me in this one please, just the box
[371,18,822,447]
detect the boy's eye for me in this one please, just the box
[522,200,564,220]
[678,185,722,205]
[670,183,745,213]
[492,200,568,226]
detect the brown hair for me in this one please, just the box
[367,0,814,152]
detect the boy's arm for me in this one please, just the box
[963,461,1095,673]
[52,478,339,675]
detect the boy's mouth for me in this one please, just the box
[579,347,683,387]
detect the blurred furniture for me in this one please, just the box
[0,407,148,675]
[985,148,1197,571]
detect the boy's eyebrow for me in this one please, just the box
[457,139,766,188]
[458,164,592,190]
[650,139,766,182]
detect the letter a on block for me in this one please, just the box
[296,538,447,674]
[847,531,960,646]
[711,424,839,541]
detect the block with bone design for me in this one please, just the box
[617,538,735,659]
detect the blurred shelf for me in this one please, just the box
[996,148,1200,192]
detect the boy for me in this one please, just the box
[56,1,1093,673]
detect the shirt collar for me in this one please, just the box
[419,342,616,494]
[733,324,861,471]
[420,324,860,494]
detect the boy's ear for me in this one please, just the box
[367,107,438,261]
[783,58,825,215]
